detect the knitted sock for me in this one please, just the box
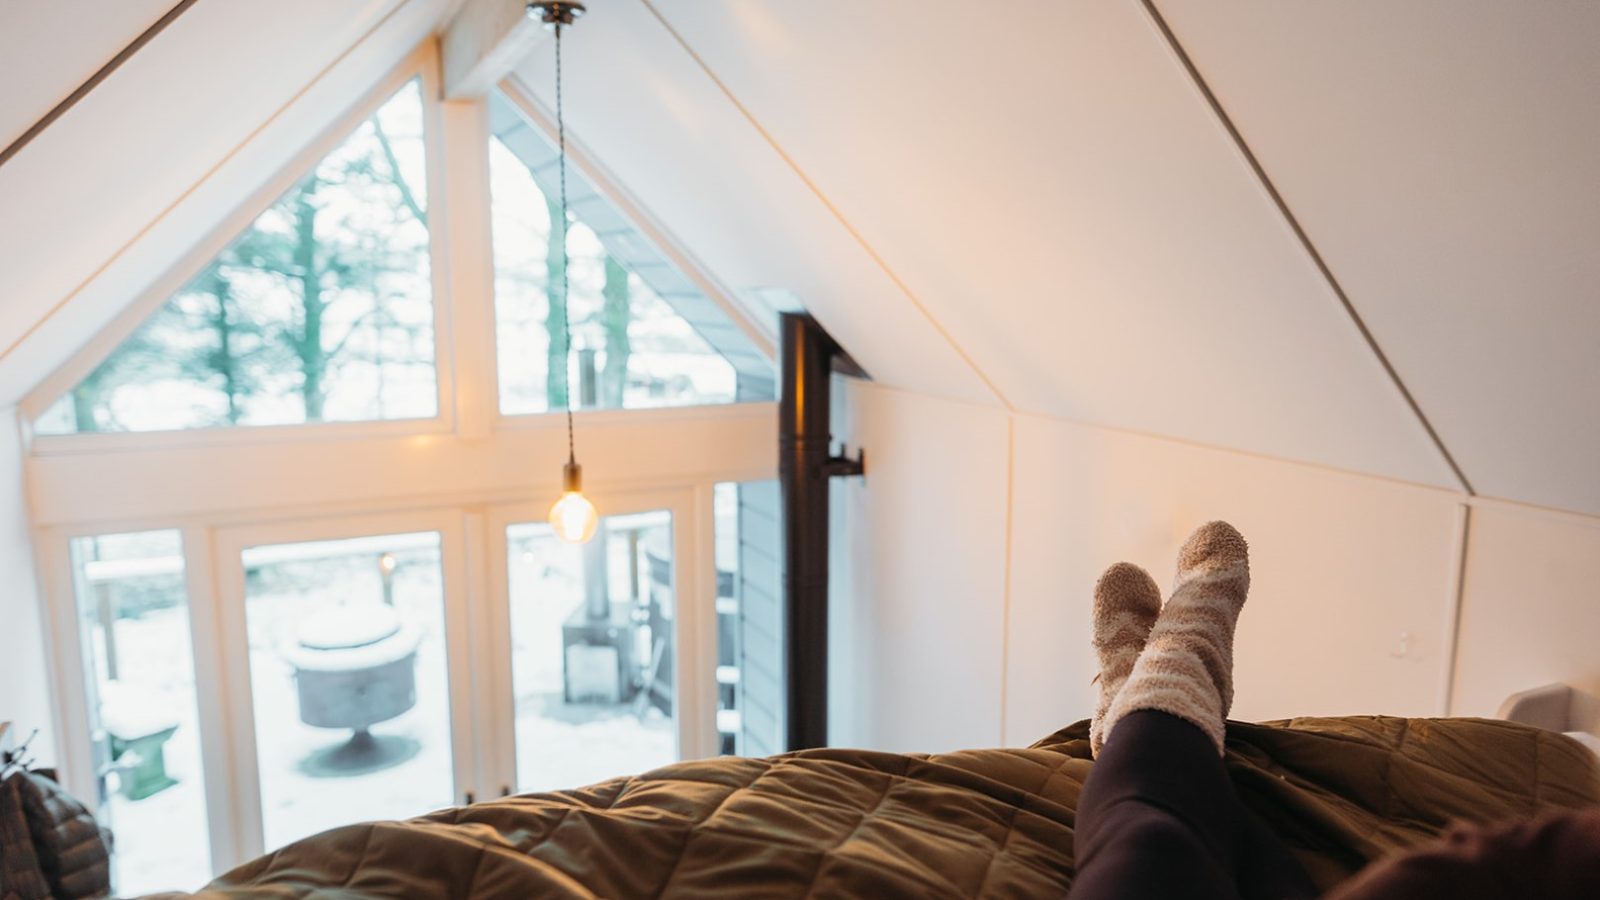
[1102,521,1250,755]
[1088,562,1162,758]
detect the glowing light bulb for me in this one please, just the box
[549,461,598,544]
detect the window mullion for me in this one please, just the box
[438,95,499,441]
[179,524,240,875]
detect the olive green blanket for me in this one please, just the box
[152,716,1600,898]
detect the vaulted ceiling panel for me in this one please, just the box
[644,0,1457,488]
[1154,1,1600,515]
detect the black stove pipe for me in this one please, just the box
[780,313,863,751]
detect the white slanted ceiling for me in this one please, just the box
[0,0,175,150]
[2,1,1598,516]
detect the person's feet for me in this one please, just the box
[1089,562,1162,758]
[1100,521,1251,755]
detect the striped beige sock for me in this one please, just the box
[1089,562,1162,758]
[1101,521,1250,756]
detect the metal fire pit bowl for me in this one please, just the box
[286,604,421,773]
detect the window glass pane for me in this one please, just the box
[713,481,784,756]
[240,532,453,850]
[487,91,773,416]
[507,512,675,792]
[38,80,436,435]
[69,530,210,895]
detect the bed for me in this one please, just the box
[147,715,1600,899]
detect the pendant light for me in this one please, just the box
[532,0,597,544]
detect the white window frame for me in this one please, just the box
[209,509,476,864]
[35,520,234,877]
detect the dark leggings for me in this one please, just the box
[1068,710,1317,900]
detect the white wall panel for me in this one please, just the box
[0,409,56,763]
[1003,413,1462,745]
[829,383,1009,752]
[830,383,1464,752]
[1451,503,1600,721]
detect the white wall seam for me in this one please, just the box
[1439,502,1473,715]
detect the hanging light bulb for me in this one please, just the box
[534,1,597,543]
[549,460,598,543]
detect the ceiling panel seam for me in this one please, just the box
[0,0,202,171]
[636,0,1013,410]
[1140,0,1474,496]
[0,0,415,371]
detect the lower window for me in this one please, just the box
[506,511,676,792]
[69,530,211,896]
[239,532,455,850]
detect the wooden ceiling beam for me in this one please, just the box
[440,0,548,100]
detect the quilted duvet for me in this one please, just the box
[148,716,1600,899]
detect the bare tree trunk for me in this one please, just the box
[545,196,569,410]
[600,258,631,407]
[70,376,105,432]
[293,181,327,421]
[200,270,244,424]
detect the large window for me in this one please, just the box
[31,50,789,891]
[37,81,437,434]
[487,91,773,416]
[506,511,676,792]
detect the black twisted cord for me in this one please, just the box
[554,20,575,466]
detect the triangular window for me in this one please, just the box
[37,80,437,434]
[487,90,773,415]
